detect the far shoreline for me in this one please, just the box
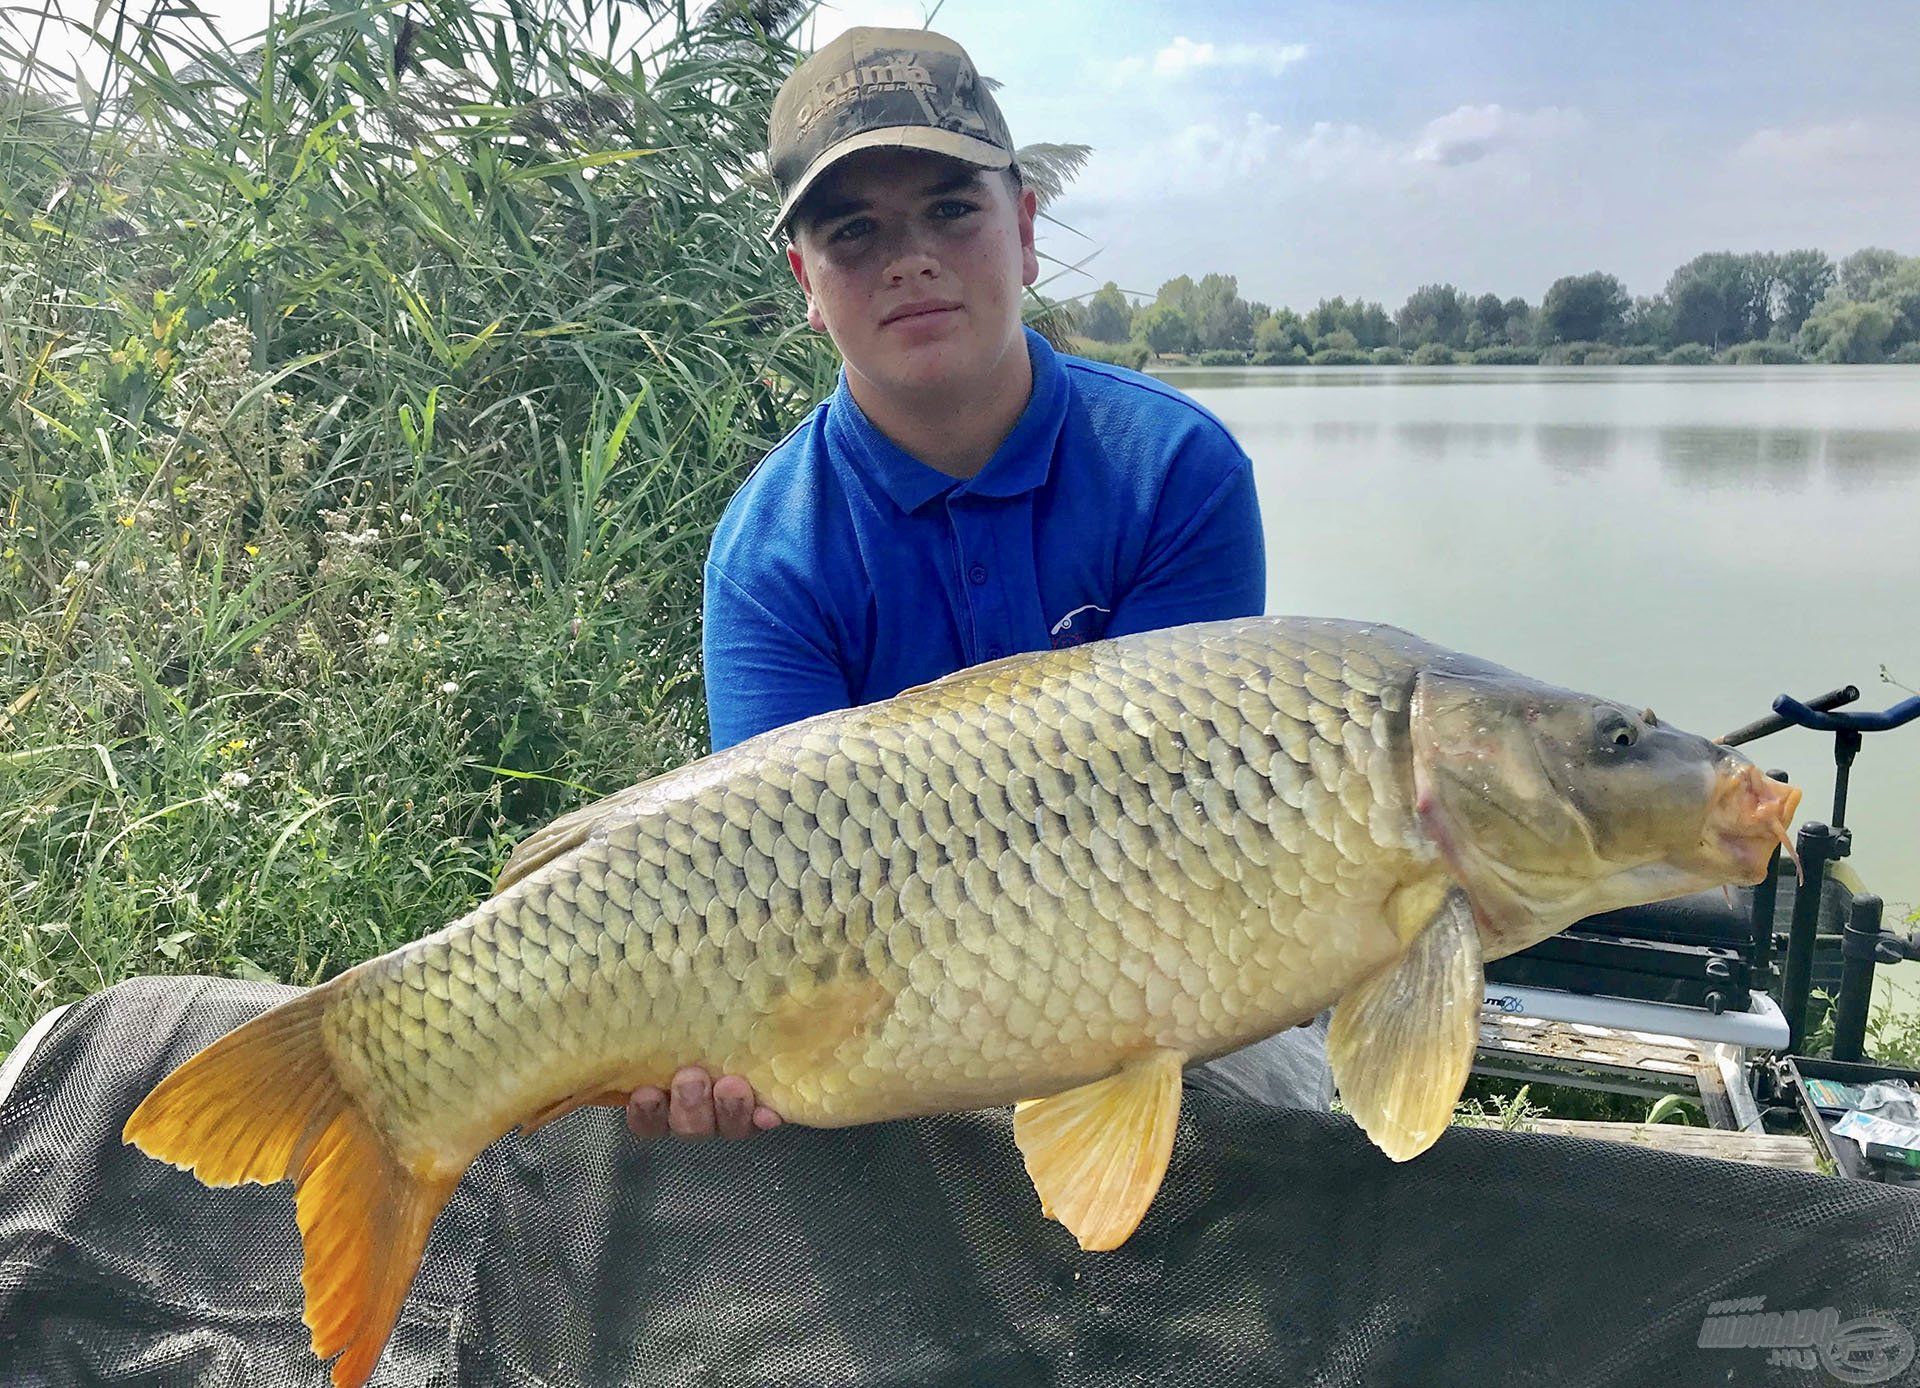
[1065,339,1920,372]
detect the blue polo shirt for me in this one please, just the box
[702,326,1265,752]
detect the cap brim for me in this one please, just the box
[766,127,1013,244]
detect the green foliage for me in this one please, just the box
[1071,337,1150,370]
[1450,1083,1550,1131]
[1306,296,1392,350]
[1772,249,1837,338]
[1132,302,1192,358]
[1720,340,1804,365]
[1840,247,1906,301]
[1141,273,1255,353]
[1665,252,1777,349]
[1409,342,1456,365]
[1188,274,1254,352]
[1622,295,1674,348]
[1798,298,1897,362]
[0,0,841,1046]
[1644,1094,1703,1126]
[1254,309,1310,357]
[1458,1074,1654,1123]
[1197,349,1248,366]
[1539,271,1631,345]
[1308,348,1369,366]
[1538,341,1612,365]
[1393,283,1465,349]
[1470,345,1539,365]
[1893,343,1920,364]
[1806,980,1920,1070]
[1875,260,1920,349]
[1079,281,1133,343]
[1664,343,1716,365]
[1369,347,1407,366]
[1123,247,1908,369]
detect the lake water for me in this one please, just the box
[1153,364,1920,999]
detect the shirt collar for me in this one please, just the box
[826,326,1068,514]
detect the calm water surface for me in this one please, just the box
[1153,365,1920,966]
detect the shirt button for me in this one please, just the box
[968,563,988,586]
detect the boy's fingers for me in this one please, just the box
[626,1069,784,1140]
[713,1074,755,1140]
[667,1066,716,1138]
[626,1086,668,1139]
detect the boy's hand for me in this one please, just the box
[627,1066,782,1140]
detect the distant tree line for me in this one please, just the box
[1068,248,1920,368]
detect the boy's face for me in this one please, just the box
[786,147,1040,400]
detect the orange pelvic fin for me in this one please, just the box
[122,987,459,1388]
[1012,1047,1186,1251]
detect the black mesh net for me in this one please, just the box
[3,976,1919,1386]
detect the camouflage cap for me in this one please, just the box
[766,27,1015,244]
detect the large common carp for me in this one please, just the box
[124,616,1800,1387]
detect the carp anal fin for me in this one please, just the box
[123,987,460,1388]
[1012,1047,1185,1251]
[1328,885,1484,1162]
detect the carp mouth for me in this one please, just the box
[1706,760,1803,885]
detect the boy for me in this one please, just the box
[628,27,1332,1142]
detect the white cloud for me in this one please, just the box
[1733,120,1884,167]
[1097,36,1308,86]
[1068,102,1581,204]
[1151,36,1309,78]
[1412,104,1586,166]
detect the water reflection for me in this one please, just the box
[1394,421,1527,462]
[1658,428,1809,492]
[1534,424,1618,474]
[1311,419,1379,447]
[1825,432,1920,491]
[1657,427,1920,492]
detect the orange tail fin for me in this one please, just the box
[122,987,460,1388]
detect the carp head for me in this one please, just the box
[1408,664,1801,957]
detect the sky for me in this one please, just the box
[16,0,1918,313]
[804,0,1920,312]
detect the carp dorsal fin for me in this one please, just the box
[1012,1047,1185,1251]
[893,646,1065,701]
[490,778,662,896]
[1328,885,1484,1162]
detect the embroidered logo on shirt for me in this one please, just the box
[1048,604,1111,649]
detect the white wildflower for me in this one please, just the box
[219,770,252,790]
[72,559,91,575]
[372,632,391,648]
[440,680,459,694]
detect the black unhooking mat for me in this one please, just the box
[3,976,1919,1387]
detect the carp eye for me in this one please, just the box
[1596,710,1639,750]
